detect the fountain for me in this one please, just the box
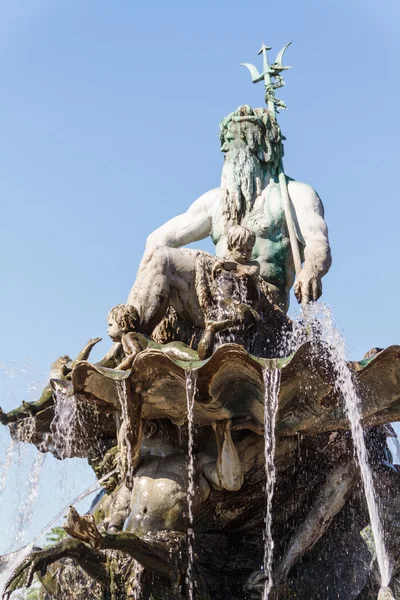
[1,41,400,600]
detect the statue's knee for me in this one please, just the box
[145,246,170,274]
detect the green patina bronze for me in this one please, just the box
[240,42,292,113]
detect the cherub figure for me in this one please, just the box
[198,225,262,357]
[107,304,199,369]
[213,225,260,283]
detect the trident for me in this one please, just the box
[240,43,303,284]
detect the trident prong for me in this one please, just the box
[258,42,272,55]
[240,62,265,84]
[272,42,292,73]
[240,41,291,115]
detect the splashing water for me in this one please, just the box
[302,303,391,587]
[15,450,46,547]
[50,390,100,459]
[262,366,281,600]
[185,370,197,600]
[50,391,80,458]
[213,271,251,347]
[0,439,17,504]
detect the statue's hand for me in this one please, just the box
[3,549,48,599]
[63,506,103,550]
[294,269,322,304]
[75,337,103,363]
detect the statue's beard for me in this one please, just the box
[220,144,265,226]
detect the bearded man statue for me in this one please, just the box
[127,105,332,335]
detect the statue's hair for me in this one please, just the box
[108,304,140,334]
[227,225,256,250]
[219,105,283,165]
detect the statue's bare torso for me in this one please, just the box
[211,180,290,307]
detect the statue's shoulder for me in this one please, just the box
[286,178,324,215]
[192,187,220,213]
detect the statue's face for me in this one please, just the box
[107,317,122,342]
[230,240,254,264]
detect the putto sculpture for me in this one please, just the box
[1,41,399,600]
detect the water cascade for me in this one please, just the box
[304,303,392,590]
[185,370,198,600]
[15,450,46,547]
[51,390,78,458]
[117,380,135,482]
[262,366,281,600]
[0,438,17,503]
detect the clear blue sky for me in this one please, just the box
[1,0,400,553]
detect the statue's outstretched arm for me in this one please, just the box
[2,539,108,599]
[145,188,219,249]
[3,524,180,599]
[287,180,332,304]
[75,337,102,362]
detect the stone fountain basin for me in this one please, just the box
[70,343,400,437]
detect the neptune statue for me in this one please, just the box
[127,102,331,334]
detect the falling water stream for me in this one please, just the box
[0,439,17,503]
[262,366,281,600]
[15,450,46,547]
[50,389,100,460]
[185,370,197,600]
[214,272,249,347]
[302,304,391,589]
[50,390,78,458]
[116,380,135,481]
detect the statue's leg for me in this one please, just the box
[197,319,233,359]
[127,247,202,335]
